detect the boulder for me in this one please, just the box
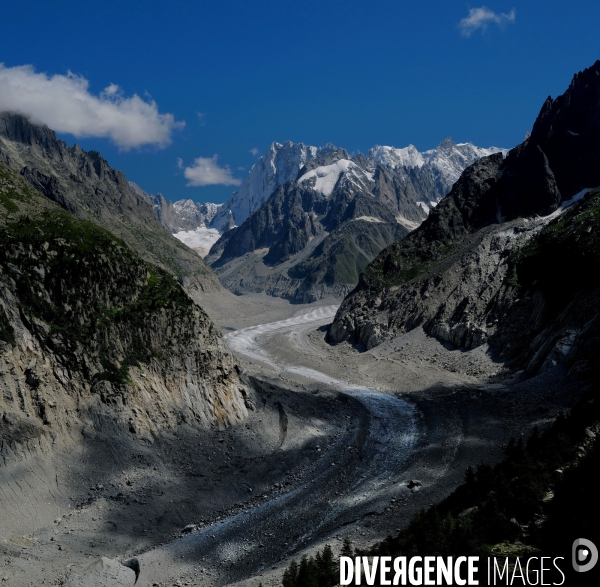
[64,557,136,587]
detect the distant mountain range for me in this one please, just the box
[128,181,221,257]
[200,138,505,301]
[131,138,504,301]
[0,110,503,305]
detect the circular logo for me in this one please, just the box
[572,538,598,572]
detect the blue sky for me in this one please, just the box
[1,1,599,204]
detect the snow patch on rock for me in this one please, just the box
[298,160,354,196]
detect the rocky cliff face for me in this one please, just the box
[209,141,341,231]
[0,113,221,300]
[491,187,600,378]
[0,164,251,457]
[329,60,600,378]
[207,138,502,303]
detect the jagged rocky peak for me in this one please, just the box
[490,59,600,220]
[511,58,600,203]
[350,152,376,171]
[209,140,344,230]
[369,143,425,169]
[0,111,64,159]
[205,134,507,303]
[128,181,220,233]
[295,144,350,177]
[297,158,374,198]
[369,137,507,190]
[164,137,503,244]
[173,198,219,219]
[0,112,125,188]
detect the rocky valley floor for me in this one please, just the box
[0,294,580,587]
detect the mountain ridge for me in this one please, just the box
[329,59,600,382]
[204,137,506,302]
[0,163,251,451]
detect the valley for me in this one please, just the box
[0,292,575,587]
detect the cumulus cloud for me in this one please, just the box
[458,6,516,37]
[249,147,260,157]
[183,155,241,187]
[0,63,184,150]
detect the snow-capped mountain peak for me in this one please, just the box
[369,138,507,195]
[422,138,507,189]
[209,141,338,229]
[299,159,349,196]
[298,159,376,197]
[172,199,219,224]
[137,138,508,261]
[368,144,425,169]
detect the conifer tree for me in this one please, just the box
[341,537,354,558]
[283,560,299,587]
[317,544,337,587]
[297,555,319,587]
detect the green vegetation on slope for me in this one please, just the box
[0,163,35,211]
[282,544,339,587]
[360,237,464,290]
[361,390,600,573]
[289,222,408,288]
[0,164,199,384]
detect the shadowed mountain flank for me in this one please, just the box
[1,163,251,459]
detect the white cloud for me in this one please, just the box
[458,6,516,37]
[183,155,241,187]
[0,63,184,150]
[249,147,260,157]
